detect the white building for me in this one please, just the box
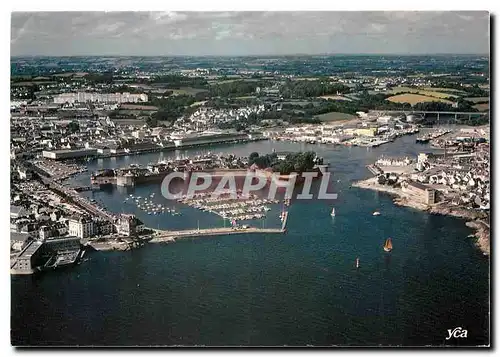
[54,92,148,104]
[132,130,146,139]
[377,116,392,124]
[116,214,144,237]
[68,216,96,239]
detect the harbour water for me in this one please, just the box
[11,134,489,346]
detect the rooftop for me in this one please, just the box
[45,236,80,244]
[407,180,432,191]
[43,148,96,154]
[11,232,31,243]
[19,240,43,258]
[11,205,27,217]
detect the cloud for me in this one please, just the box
[149,11,188,24]
[10,11,489,56]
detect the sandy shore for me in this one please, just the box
[352,177,490,256]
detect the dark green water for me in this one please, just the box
[11,135,489,346]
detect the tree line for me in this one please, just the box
[209,80,267,98]
[248,151,318,175]
[279,79,351,99]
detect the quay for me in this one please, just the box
[86,209,290,251]
[39,175,116,222]
[150,207,289,243]
[86,226,286,251]
[43,136,269,161]
[150,226,286,243]
[73,185,95,192]
[416,129,452,143]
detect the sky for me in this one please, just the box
[10,11,490,56]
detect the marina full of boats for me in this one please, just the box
[124,193,181,216]
[177,192,280,222]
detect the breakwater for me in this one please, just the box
[151,226,285,242]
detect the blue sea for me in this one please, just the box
[11,134,489,346]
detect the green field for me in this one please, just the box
[421,87,466,94]
[207,78,263,85]
[386,93,453,106]
[170,87,208,96]
[387,86,459,99]
[235,96,257,100]
[315,111,357,122]
[110,119,146,126]
[120,104,158,111]
[318,95,352,101]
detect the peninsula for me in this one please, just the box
[352,126,490,255]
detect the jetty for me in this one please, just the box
[151,226,285,243]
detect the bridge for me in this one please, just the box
[373,110,488,116]
[372,110,489,123]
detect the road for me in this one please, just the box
[37,173,116,222]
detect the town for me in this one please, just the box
[10,55,490,275]
[10,11,492,348]
[353,125,490,254]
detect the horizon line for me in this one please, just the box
[11,53,490,58]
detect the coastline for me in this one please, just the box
[352,177,490,256]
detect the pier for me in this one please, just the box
[89,137,268,161]
[150,210,289,243]
[416,129,452,143]
[281,211,289,231]
[151,226,285,243]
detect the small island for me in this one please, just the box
[248,151,325,175]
